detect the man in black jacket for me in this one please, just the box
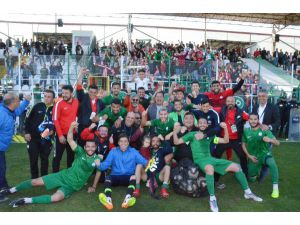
[76,68,105,145]
[24,90,55,179]
[252,90,280,136]
[213,96,249,177]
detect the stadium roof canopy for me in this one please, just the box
[150,13,300,26]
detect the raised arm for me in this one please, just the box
[173,122,185,145]
[67,121,78,151]
[215,122,229,144]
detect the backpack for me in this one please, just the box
[171,158,208,198]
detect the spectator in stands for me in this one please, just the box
[21,65,32,86]
[0,93,31,202]
[132,68,152,91]
[24,89,55,179]
[75,42,84,64]
[52,85,79,173]
[277,95,288,139]
[0,39,6,49]
[40,64,49,89]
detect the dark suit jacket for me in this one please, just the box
[77,88,105,128]
[252,103,281,135]
[147,103,173,120]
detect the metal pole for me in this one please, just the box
[18,53,21,93]
[204,16,207,46]
[216,59,219,81]
[291,63,294,86]
[128,14,132,55]
[121,55,124,89]
[250,84,253,112]
[103,25,106,44]
[180,28,182,43]
[55,13,57,33]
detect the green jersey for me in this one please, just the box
[151,118,175,137]
[60,145,100,191]
[182,132,213,161]
[242,127,275,157]
[99,106,127,127]
[102,93,125,106]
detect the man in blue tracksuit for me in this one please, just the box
[95,133,148,210]
[0,93,31,202]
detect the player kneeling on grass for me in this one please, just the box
[0,121,101,207]
[95,133,148,210]
[173,118,263,212]
[134,134,172,198]
[242,113,280,198]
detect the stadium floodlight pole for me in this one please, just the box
[204,16,207,46]
[216,59,219,81]
[121,55,124,89]
[18,53,21,93]
[291,64,294,86]
[128,14,132,55]
[55,13,57,34]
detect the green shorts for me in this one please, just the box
[42,173,76,199]
[195,157,232,176]
[248,154,273,178]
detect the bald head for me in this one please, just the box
[3,93,20,110]
[226,96,235,109]
[125,112,135,127]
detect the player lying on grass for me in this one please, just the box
[0,121,100,207]
[242,112,280,198]
[173,118,263,212]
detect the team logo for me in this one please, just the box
[258,132,262,136]
[220,96,223,99]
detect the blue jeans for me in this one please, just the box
[0,151,8,189]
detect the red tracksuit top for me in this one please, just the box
[53,98,79,138]
[204,89,234,113]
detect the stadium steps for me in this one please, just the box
[255,58,299,87]
[242,58,298,94]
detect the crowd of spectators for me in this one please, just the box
[253,47,300,73]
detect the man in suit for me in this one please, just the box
[252,90,280,136]
[76,68,105,145]
[147,91,172,121]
